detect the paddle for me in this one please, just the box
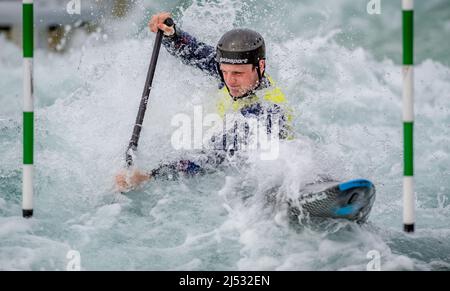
[125,17,174,167]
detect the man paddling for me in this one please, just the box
[116,12,293,191]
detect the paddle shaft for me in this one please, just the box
[126,18,174,167]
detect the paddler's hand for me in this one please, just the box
[148,12,175,36]
[115,169,151,192]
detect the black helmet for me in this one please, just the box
[216,28,265,65]
[216,29,266,92]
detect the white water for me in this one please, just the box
[0,0,449,270]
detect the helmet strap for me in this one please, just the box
[256,63,262,83]
[217,63,225,84]
[217,62,234,98]
[255,59,265,84]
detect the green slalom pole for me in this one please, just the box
[23,0,34,218]
[402,0,414,233]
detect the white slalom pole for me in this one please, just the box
[23,0,34,218]
[402,0,415,232]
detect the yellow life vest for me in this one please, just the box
[216,75,294,139]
